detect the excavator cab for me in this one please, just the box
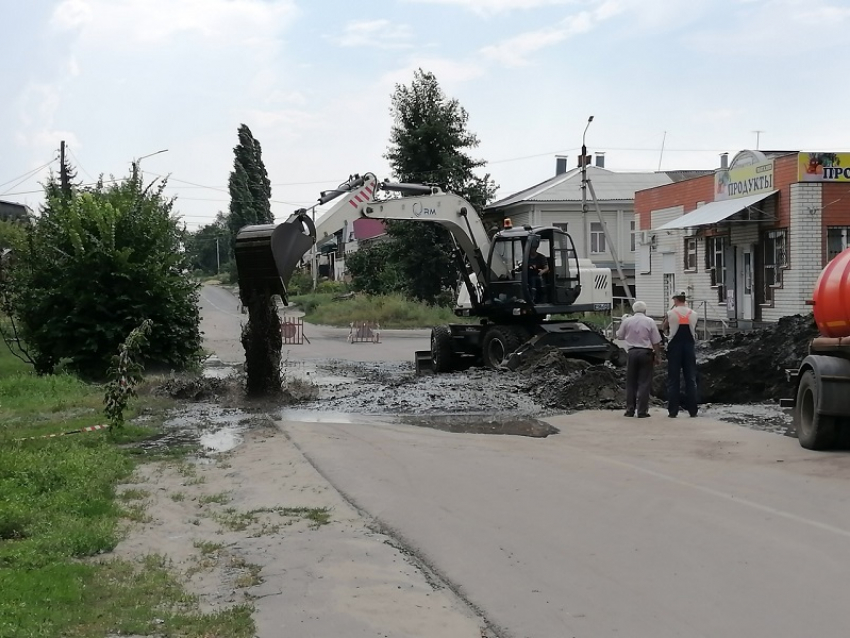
[485,226,581,314]
[233,212,316,305]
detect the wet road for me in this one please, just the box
[281,413,850,638]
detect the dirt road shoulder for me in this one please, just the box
[116,419,488,637]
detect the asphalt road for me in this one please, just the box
[280,412,850,638]
[199,284,429,365]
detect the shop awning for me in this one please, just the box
[655,190,777,231]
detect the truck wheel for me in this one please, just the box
[431,325,455,373]
[482,327,522,369]
[795,370,837,450]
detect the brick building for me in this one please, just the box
[634,150,850,328]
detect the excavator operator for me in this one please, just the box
[528,246,550,303]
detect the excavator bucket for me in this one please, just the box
[234,213,316,305]
[504,322,626,371]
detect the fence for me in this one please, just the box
[280,316,308,345]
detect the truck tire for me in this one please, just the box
[482,327,523,369]
[795,370,837,450]
[431,325,455,373]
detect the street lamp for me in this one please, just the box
[132,148,168,181]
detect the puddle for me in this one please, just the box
[134,403,258,455]
[400,414,559,438]
[202,366,237,380]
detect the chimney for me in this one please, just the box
[595,152,606,168]
[555,155,569,176]
[578,154,592,168]
[720,153,729,169]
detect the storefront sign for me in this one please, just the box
[714,160,775,201]
[798,152,850,182]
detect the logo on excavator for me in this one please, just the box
[412,202,437,217]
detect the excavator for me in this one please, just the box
[234,172,624,373]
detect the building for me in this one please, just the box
[634,149,850,328]
[0,200,33,223]
[483,155,709,297]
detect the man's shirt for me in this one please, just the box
[617,313,662,350]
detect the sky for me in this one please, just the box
[2,0,850,230]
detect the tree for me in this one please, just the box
[345,241,405,296]
[381,69,498,303]
[226,124,274,249]
[4,170,202,377]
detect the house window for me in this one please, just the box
[827,227,850,262]
[705,236,728,302]
[554,222,568,234]
[590,222,606,253]
[629,220,637,252]
[763,229,787,303]
[683,237,697,271]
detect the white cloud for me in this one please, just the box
[50,0,298,47]
[480,1,622,67]
[337,19,414,49]
[405,0,577,15]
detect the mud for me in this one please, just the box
[694,314,818,404]
[400,415,559,438]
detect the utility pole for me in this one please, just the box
[752,130,764,150]
[580,116,635,305]
[580,116,593,258]
[216,236,220,275]
[59,140,70,198]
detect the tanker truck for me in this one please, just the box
[782,247,850,450]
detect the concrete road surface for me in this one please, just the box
[280,412,850,638]
[199,284,429,365]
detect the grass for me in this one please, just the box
[0,340,255,637]
[213,506,332,533]
[199,491,231,505]
[291,292,466,329]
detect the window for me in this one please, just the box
[683,237,697,271]
[590,222,606,253]
[705,236,728,302]
[629,220,637,252]
[553,222,568,233]
[763,229,787,303]
[827,227,850,262]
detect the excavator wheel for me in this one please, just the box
[431,325,455,373]
[482,326,523,369]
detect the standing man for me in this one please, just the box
[661,290,699,418]
[617,301,662,418]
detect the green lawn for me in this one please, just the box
[291,292,470,328]
[0,338,255,638]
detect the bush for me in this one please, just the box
[3,176,202,378]
[316,280,347,294]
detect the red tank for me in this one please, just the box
[812,247,850,338]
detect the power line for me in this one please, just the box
[0,158,58,195]
[65,145,97,182]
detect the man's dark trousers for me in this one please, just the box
[666,340,698,416]
[626,348,654,416]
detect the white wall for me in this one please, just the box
[540,204,636,267]
[761,183,823,321]
[639,206,682,316]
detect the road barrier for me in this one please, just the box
[280,316,308,345]
[348,321,381,344]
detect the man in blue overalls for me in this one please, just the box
[661,290,699,418]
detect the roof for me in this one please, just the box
[655,191,777,230]
[485,166,698,210]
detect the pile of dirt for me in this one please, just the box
[515,347,630,411]
[155,376,231,401]
[694,314,818,403]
